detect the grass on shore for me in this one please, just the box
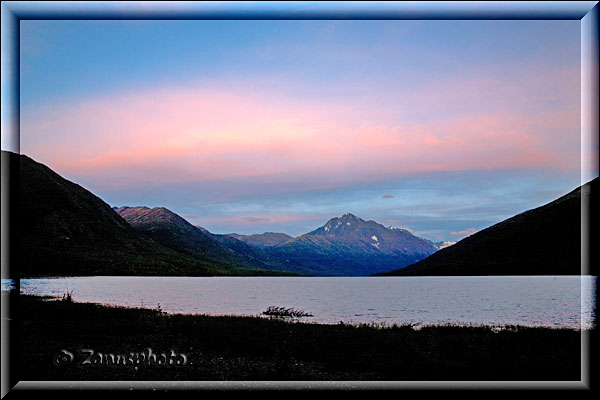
[10,293,589,381]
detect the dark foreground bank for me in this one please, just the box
[13,294,590,381]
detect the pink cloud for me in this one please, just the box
[20,69,581,192]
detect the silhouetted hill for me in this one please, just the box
[8,151,286,277]
[377,178,597,276]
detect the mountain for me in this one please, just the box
[377,178,597,276]
[7,150,271,277]
[114,206,235,263]
[305,213,436,255]
[7,151,292,277]
[225,232,294,247]
[114,206,289,273]
[261,213,437,276]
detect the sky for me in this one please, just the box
[16,19,590,241]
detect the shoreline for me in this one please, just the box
[16,292,594,332]
[10,275,596,330]
[8,293,592,381]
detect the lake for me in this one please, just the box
[7,276,597,329]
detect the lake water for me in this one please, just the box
[6,276,597,329]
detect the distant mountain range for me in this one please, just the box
[6,149,593,277]
[115,208,437,276]
[377,177,597,276]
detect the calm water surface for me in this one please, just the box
[9,276,597,329]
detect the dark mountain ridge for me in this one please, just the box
[377,178,597,276]
[8,151,287,277]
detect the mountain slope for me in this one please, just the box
[226,232,293,247]
[378,178,597,276]
[114,206,235,263]
[201,231,295,272]
[114,206,289,273]
[8,150,282,277]
[264,213,437,276]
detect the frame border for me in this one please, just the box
[1,0,598,394]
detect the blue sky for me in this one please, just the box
[16,19,589,240]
